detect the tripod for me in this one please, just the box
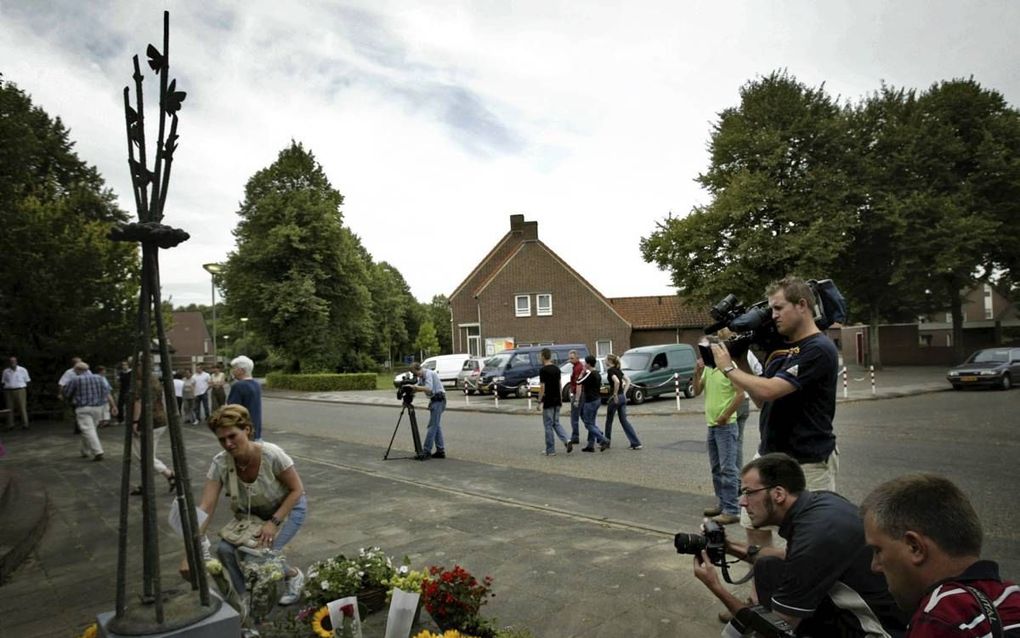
[383,398,425,461]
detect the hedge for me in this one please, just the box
[265,372,377,392]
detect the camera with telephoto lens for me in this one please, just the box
[701,278,848,365]
[674,519,727,566]
[396,383,416,405]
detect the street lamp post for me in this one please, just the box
[240,317,248,340]
[202,263,224,363]
[222,335,230,358]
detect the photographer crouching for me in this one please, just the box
[689,454,907,637]
[408,361,447,459]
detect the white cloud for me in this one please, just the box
[2,0,1018,308]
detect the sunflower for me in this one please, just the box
[79,624,98,638]
[311,605,332,638]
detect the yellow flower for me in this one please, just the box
[412,631,477,638]
[78,624,98,638]
[311,606,332,638]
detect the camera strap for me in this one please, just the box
[721,558,755,585]
[962,585,1003,638]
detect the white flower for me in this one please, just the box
[398,565,409,575]
[321,580,331,591]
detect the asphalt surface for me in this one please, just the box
[1,366,1017,638]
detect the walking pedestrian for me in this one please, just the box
[116,359,133,425]
[227,355,262,440]
[2,356,31,429]
[129,369,176,495]
[578,355,610,453]
[181,369,197,425]
[193,364,211,422]
[538,348,572,456]
[209,363,227,412]
[603,353,642,450]
[567,349,584,445]
[62,362,117,461]
[58,356,82,433]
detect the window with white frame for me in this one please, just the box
[596,340,612,358]
[536,293,552,316]
[515,295,531,317]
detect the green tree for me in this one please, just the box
[424,294,452,354]
[221,142,373,372]
[367,261,416,368]
[413,320,440,360]
[0,77,138,385]
[641,71,855,307]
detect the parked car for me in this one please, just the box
[392,354,473,388]
[478,344,590,398]
[527,357,607,402]
[619,343,697,404]
[947,347,1020,390]
[457,357,486,394]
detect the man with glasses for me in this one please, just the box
[693,453,907,637]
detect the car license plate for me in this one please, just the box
[960,376,978,382]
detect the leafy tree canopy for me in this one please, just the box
[0,77,138,387]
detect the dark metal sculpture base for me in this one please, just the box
[100,590,230,636]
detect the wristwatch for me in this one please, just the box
[721,364,736,376]
[270,515,283,526]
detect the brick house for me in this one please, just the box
[166,311,213,370]
[449,215,710,357]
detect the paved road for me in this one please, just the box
[1,388,1016,637]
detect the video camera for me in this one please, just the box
[701,278,847,365]
[396,383,416,405]
[725,605,798,638]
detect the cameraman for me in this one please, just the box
[709,276,839,495]
[409,361,446,459]
[693,453,906,637]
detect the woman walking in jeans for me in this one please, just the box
[603,353,642,450]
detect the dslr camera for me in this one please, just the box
[701,278,847,365]
[674,519,727,566]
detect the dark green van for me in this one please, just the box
[620,343,697,404]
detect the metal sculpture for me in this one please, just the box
[107,11,221,633]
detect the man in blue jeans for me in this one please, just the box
[537,348,573,456]
[411,361,447,459]
[567,349,584,445]
[692,355,743,525]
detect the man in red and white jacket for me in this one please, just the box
[862,474,1020,637]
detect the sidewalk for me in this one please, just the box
[264,365,951,416]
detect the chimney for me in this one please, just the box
[509,214,538,241]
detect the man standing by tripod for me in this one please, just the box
[411,361,446,459]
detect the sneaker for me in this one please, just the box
[92,453,104,462]
[712,513,740,525]
[599,441,610,451]
[580,446,595,453]
[629,444,643,450]
[278,568,305,605]
[565,441,574,453]
[703,506,722,517]
[543,451,557,456]
[431,450,446,459]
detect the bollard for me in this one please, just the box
[527,395,532,411]
[675,373,681,411]
[494,392,499,409]
[870,365,876,395]
[842,367,848,399]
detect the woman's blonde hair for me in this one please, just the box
[606,353,620,366]
[207,404,253,434]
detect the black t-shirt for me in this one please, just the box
[579,368,601,402]
[759,333,838,462]
[539,363,562,408]
[771,491,907,636]
[606,366,626,395]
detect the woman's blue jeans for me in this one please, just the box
[218,494,308,594]
[604,394,641,447]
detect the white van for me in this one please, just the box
[392,354,473,388]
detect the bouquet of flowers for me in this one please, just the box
[303,546,400,608]
[420,565,494,633]
[241,550,286,622]
[383,564,427,601]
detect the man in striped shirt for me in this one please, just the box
[863,474,1020,637]
[63,362,118,461]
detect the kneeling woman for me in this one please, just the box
[194,404,308,605]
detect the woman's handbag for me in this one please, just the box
[220,515,263,549]
[219,455,265,549]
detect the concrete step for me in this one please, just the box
[0,468,49,585]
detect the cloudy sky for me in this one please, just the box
[3,1,1018,307]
